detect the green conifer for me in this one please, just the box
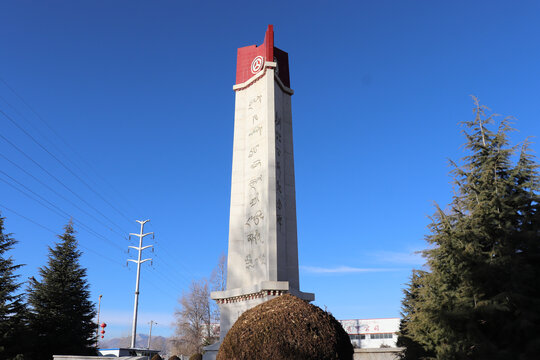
[397,270,434,359]
[0,213,27,360]
[399,99,540,359]
[27,221,96,360]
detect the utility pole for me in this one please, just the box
[128,219,154,349]
[96,294,102,349]
[147,320,157,349]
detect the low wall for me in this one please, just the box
[353,347,404,360]
[54,356,148,360]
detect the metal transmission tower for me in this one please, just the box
[128,219,154,349]
[96,294,103,348]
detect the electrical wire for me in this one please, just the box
[0,152,125,238]
[0,77,143,217]
[0,77,206,296]
[0,131,125,232]
[0,202,123,267]
[0,79,200,284]
[0,108,133,224]
[0,174,123,251]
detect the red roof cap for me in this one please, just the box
[235,25,274,85]
[235,25,290,88]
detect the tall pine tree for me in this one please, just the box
[0,213,27,360]
[27,221,96,360]
[399,98,540,359]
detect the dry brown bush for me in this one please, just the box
[217,294,353,360]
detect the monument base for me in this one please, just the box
[204,281,314,360]
[211,280,313,343]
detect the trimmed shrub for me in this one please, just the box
[169,356,180,360]
[189,354,202,360]
[217,294,353,360]
[151,355,162,360]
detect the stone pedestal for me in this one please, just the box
[213,281,313,341]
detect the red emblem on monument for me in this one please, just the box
[251,56,264,74]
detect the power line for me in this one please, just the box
[0,176,77,225]
[0,108,133,224]
[145,221,201,280]
[0,152,125,238]
[0,77,143,218]
[0,173,123,251]
[151,251,195,286]
[0,174,171,301]
[0,93,132,216]
[0,202,123,266]
[0,78,191,296]
[0,77,145,237]
[150,262,190,291]
[0,131,125,232]
[0,202,57,234]
[140,269,179,301]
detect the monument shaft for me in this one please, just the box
[228,53,298,290]
[211,25,313,341]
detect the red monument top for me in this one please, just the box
[235,25,290,88]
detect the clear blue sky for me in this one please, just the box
[1,1,539,339]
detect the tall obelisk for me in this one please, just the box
[210,25,314,345]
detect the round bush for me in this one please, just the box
[151,355,162,360]
[189,354,202,360]
[217,294,353,360]
[168,356,180,360]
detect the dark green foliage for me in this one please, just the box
[189,354,202,360]
[0,214,27,360]
[399,99,540,359]
[217,294,353,360]
[151,354,163,360]
[27,221,97,360]
[397,271,435,360]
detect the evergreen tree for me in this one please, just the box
[399,98,540,359]
[397,270,435,360]
[27,221,96,360]
[0,213,27,360]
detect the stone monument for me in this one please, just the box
[204,25,314,359]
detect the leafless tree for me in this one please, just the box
[173,279,212,355]
[172,255,226,356]
[210,253,227,324]
[210,252,227,292]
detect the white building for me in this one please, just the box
[338,318,400,348]
[97,348,160,358]
[208,317,400,349]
